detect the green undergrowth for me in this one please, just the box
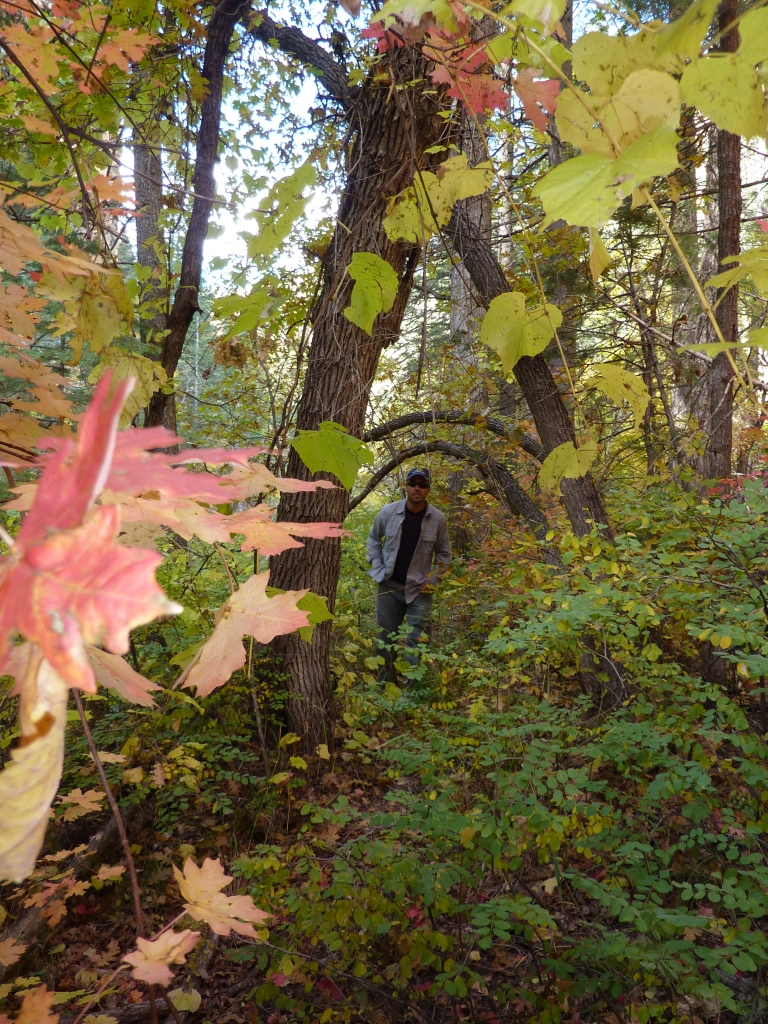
[4,479,768,1023]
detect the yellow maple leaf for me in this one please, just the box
[58,788,105,822]
[172,857,270,938]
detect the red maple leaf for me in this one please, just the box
[428,40,507,113]
[104,427,269,501]
[514,69,560,131]
[360,22,405,52]
[0,375,179,691]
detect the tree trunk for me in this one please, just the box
[134,133,168,353]
[447,204,612,538]
[144,0,244,431]
[268,47,447,747]
[450,111,490,363]
[705,0,741,480]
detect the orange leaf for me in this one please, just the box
[514,69,560,131]
[181,572,309,698]
[0,937,27,967]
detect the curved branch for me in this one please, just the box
[349,440,561,566]
[145,0,249,428]
[248,10,355,108]
[363,409,546,462]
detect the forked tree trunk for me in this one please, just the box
[705,0,741,480]
[268,47,447,747]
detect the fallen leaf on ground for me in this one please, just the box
[58,789,105,822]
[95,865,125,881]
[14,985,59,1024]
[0,937,27,967]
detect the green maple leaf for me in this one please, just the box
[479,292,562,372]
[343,253,399,335]
[291,421,374,490]
[538,442,598,494]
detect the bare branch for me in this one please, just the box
[349,439,561,566]
[363,409,546,462]
[248,10,356,108]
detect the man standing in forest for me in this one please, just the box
[366,469,451,683]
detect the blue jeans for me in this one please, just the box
[376,581,432,683]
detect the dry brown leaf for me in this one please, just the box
[58,788,105,822]
[95,865,125,881]
[0,937,27,967]
[122,929,201,987]
[43,845,87,863]
[90,751,125,764]
[41,899,68,927]
[172,857,270,938]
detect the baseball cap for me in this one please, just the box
[406,467,431,485]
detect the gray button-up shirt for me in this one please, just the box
[366,499,451,603]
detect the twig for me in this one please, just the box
[156,987,184,1024]
[213,542,236,594]
[70,965,130,1024]
[73,691,145,937]
[247,636,270,778]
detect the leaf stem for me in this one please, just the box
[157,985,184,1024]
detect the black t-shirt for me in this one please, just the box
[391,506,426,584]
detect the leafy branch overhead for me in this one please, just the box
[343,254,400,335]
[291,421,375,490]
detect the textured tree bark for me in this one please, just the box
[446,204,612,538]
[144,0,246,430]
[705,0,741,480]
[266,47,447,747]
[134,134,167,351]
[450,112,490,361]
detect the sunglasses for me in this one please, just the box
[408,479,429,488]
